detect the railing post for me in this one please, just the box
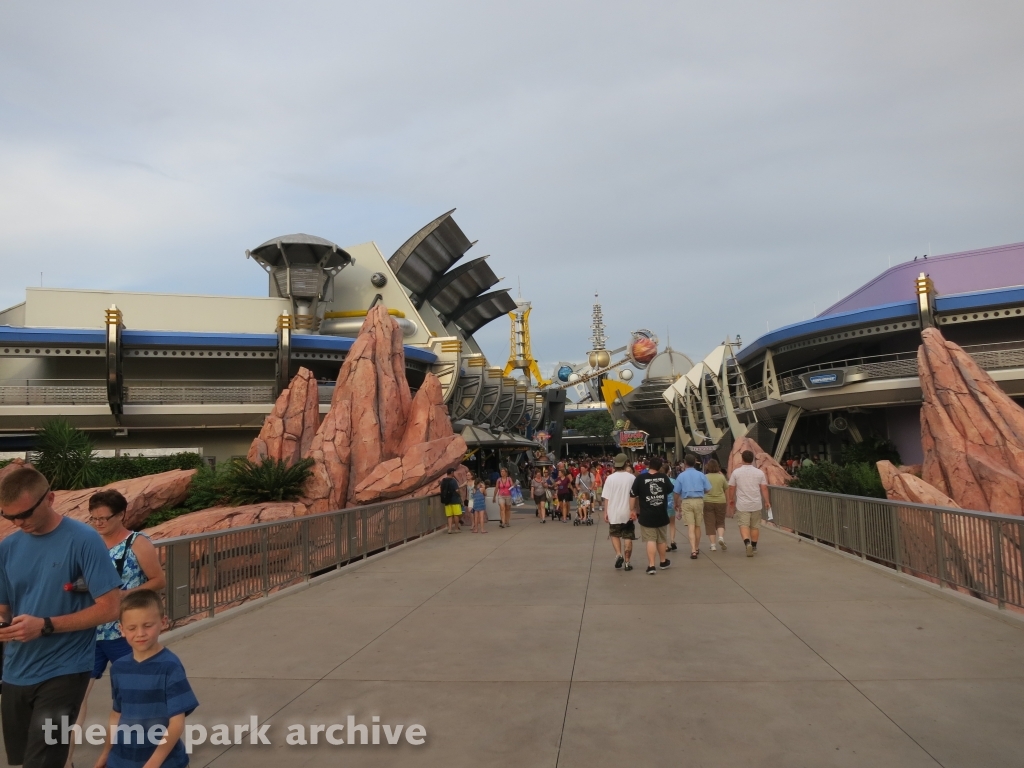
[384,502,391,550]
[933,509,945,588]
[890,504,901,570]
[831,498,840,550]
[991,519,1005,609]
[261,528,270,596]
[811,495,818,543]
[857,501,867,560]
[301,519,311,579]
[206,538,216,618]
[334,513,344,567]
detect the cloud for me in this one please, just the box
[1,1,1022,366]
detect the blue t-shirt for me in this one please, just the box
[672,468,712,499]
[110,647,199,768]
[0,517,122,685]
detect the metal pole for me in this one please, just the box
[934,510,945,588]
[261,528,270,596]
[857,501,867,560]
[301,519,310,579]
[831,498,840,550]
[890,504,902,570]
[384,503,390,550]
[991,519,1005,609]
[334,513,344,567]
[206,539,216,618]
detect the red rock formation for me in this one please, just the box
[352,434,467,504]
[54,470,197,530]
[396,374,452,454]
[145,501,308,539]
[0,468,196,542]
[919,327,1024,515]
[303,400,352,514]
[247,367,320,467]
[877,460,959,507]
[727,436,792,486]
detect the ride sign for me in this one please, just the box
[616,430,648,449]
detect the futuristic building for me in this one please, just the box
[662,241,1024,464]
[0,211,544,461]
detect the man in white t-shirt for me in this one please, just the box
[602,453,637,571]
[727,449,771,557]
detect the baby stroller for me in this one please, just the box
[573,493,595,526]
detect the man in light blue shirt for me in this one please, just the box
[672,454,712,559]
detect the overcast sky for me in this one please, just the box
[2,1,1022,375]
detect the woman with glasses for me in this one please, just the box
[65,489,166,768]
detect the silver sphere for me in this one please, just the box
[568,373,581,384]
[370,272,388,288]
[619,369,633,381]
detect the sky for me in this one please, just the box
[2,1,1023,376]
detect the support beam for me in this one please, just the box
[105,305,124,420]
[773,405,804,462]
[275,313,292,397]
[763,349,780,401]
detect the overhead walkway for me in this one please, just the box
[61,512,1024,768]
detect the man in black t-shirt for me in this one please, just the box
[629,456,673,574]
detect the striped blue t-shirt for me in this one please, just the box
[109,647,199,768]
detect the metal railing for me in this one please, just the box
[769,486,1024,610]
[750,338,1024,403]
[154,495,445,625]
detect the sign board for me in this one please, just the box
[687,444,719,455]
[616,430,648,449]
[801,369,846,389]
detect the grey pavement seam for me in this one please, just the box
[554,515,599,768]
[703,535,947,767]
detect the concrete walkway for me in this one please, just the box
[67,512,1024,767]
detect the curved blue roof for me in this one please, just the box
[736,300,917,363]
[0,325,437,364]
[737,281,1024,364]
[0,326,104,345]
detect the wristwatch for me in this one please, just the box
[41,617,54,636]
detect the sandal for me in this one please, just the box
[690,551,698,559]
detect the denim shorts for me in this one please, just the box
[93,636,133,679]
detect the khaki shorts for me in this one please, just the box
[640,524,669,544]
[735,508,762,529]
[703,502,727,533]
[679,498,703,527]
[608,522,636,540]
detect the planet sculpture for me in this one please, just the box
[619,368,633,381]
[557,365,574,382]
[627,330,658,368]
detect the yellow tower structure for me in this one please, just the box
[504,298,550,386]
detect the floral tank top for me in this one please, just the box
[96,533,149,641]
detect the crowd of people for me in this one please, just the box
[442,449,772,573]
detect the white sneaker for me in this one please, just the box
[718,538,727,551]
[710,544,716,551]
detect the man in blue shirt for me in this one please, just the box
[672,454,712,559]
[0,466,122,768]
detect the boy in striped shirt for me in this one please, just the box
[95,590,198,768]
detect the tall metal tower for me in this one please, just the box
[587,293,610,370]
[504,298,549,386]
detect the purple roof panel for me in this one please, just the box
[820,242,1024,317]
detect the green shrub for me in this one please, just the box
[222,457,315,505]
[789,461,886,499]
[565,411,614,437]
[0,459,11,471]
[92,453,205,486]
[34,418,98,490]
[839,437,901,467]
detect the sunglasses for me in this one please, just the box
[1,487,51,522]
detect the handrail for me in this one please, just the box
[769,485,1024,611]
[152,495,445,626]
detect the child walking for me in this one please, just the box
[472,481,489,533]
[95,589,199,768]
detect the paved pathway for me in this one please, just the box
[66,512,1024,767]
